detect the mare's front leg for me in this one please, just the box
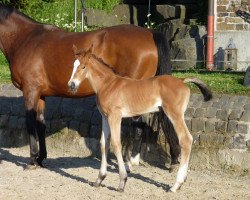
[108,113,127,192]
[94,116,110,187]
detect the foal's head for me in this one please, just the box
[68,45,92,93]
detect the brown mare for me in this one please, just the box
[0,4,180,168]
[68,47,212,192]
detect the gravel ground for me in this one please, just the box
[0,147,249,200]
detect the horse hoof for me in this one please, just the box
[117,187,124,192]
[125,162,132,173]
[92,181,101,188]
[24,163,41,170]
[169,187,177,193]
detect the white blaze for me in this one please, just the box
[69,59,80,83]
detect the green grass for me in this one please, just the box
[0,53,10,83]
[173,70,250,96]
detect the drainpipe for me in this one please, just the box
[206,0,215,70]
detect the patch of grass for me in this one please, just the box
[173,70,250,96]
[0,53,10,83]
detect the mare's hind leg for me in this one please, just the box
[94,116,110,187]
[108,114,127,192]
[23,89,40,168]
[162,107,193,192]
[129,116,145,167]
[35,97,47,166]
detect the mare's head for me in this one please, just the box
[68,45,92,93]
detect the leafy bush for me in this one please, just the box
[1,0,121,31]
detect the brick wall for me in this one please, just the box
[216,0,250,31]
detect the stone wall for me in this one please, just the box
[216,0,250,31]
[0,84,249,170]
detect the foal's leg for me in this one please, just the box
[163,108,193,192]
[35,97,47,166]
[108,114,127,192]
[94,116,110,187]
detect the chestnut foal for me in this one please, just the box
[68,46,212,192]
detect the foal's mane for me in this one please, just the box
[90,53,120,75]
[0,4,40,23]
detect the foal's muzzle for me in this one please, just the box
[68,81,78,93]
[69,81,76,91]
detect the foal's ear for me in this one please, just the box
[87,44,94,54]
[72,44,78,55]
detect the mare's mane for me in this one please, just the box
[0,4,40,23]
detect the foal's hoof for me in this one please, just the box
[125,162,132,173]
[92,181,101,188]
[117,187,125,192]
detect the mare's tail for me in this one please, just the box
[152,30,181,165]
[183,77,213,101]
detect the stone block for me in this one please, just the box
[79,122,90,137]
[91,110,102,125]
[217,0,230,6]
[244,103,250,110]
[185,107,195,118]
[217,5,227,12]
[205,119,216,133]
[8,116,18,129]
[206,107,218,118]
[215,121,227,133]
[192,134,200,145]
[228,109,243,120]
[227,120,238,134]
[50,120,68,133]
[217,22,235,30]
[201,100,213,108]
[217,12,229,18]
[89,125,101,138]
[199,134,226,147]
[17,117,26,129]
[0,100,12,115]
[171,38,197,69]
[191,118,205,133]
[69,121,80,134]
[237,123,249,134]
[240,110,250,122]
[185,118,191,131]
[193,108,206,118]
[247,140,250,149]
[237,96,249,104]
[216,109,230,121]
[230,134,246,149]
[212,102,222,109]
[0,115,8,128]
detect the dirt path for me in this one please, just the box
[0,147,249,200]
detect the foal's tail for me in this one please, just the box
[183,77,213,101]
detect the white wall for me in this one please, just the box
[214,31,250,71]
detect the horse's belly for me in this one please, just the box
[121,100,161,117]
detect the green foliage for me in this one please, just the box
[0,53,10,83]
[84,0,121,13]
